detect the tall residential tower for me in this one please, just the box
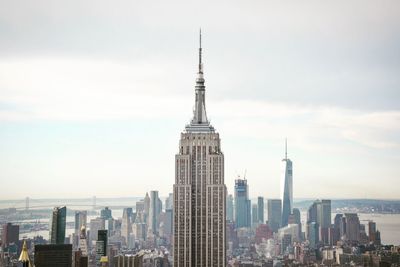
[173,31,226,267]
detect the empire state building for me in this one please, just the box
[173,32,226,267]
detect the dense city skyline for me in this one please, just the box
[1,1,400,199]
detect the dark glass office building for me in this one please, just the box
[50,206,67,244]
[34,244,72,267]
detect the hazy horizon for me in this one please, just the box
[1,1,399,199]
[2,196,400,202]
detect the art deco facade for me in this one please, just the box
[173,32,226,267]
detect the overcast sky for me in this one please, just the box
[0,0,399,200]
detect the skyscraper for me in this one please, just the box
[165,193,173,210]
[164,208,173,238]
[292,208,302,241]
[251,203,258,226]
[308,222,319,249]
[50,206,67,244]
[1,222,19,247]
[78,225,88,257]
[267,199,282,232]
[333,213,343,245]
[143,195,150,218]
[100,207,112,220]
[226,194,234,222]
[307,199,331,244]
[317,200,331,228]
[121,208,132,245]
[97,230,108,257]
[89,218,105,245]
[344,213,360,242]
[317,199,331,244]
[173,31,226,267]
[149,190,161,235]
[281,140,293,227]
[75,211,87,235]
[234,178,251,228]
[257,196,264,224]
[368,221,377,243]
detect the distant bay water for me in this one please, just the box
[1,198,398,245]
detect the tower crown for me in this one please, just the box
[186,29,214,133]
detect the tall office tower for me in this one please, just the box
[165,193,173,210]
[257,197,264,224]
[133,221,147,241]
[149,190,161,235]
[75,211,87,235]
[307,201,318,224]
[317,200,331,228]
[234,179,251,228]
[1,222,19,247]
[252,204,258,226]
[332,213,343,245]
[78,226,88,256]
[308,222,319,249]
[292,208,301,225]
[281,140,293,227]
[50,206,67,244]
[144,192,150,221]
[340,216,347,239]
[173,31,226,267]
[344,213,360,242]
[267,199,282,232]
[374,230,381,246]
[96,230,108,264]
[89,218,105,245]
[292,208,302,241]
[121,208,132,244]
[306,199,331,244]
[317,199,331,244]
[100,207,112,220]
[164,209,173,238]
[136,200,145,214]
[226,194,234,222]
[34,244,72,267]
[368,221,377,243]
[158,197,163,214]
[97,230,107,256]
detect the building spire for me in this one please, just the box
[285,138,288,160]
[190,29,208,125]
[18,240,31,267]
[199,28,203,74]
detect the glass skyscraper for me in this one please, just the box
[267,199,282,232]
[50,206,66,245]
[281,140,293,227]
[234,178,251,228]
[257,196,264,224]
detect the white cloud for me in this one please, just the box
[1,57,399,152]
